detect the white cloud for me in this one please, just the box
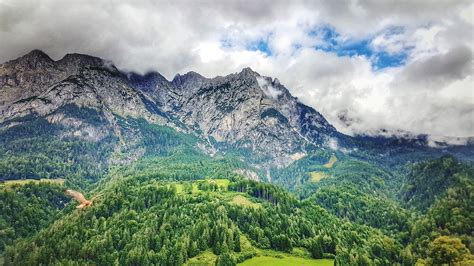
[256,77,282,100]
[0,0,472,138]
[371,29,408,54]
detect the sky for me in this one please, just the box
[0,0,473,140]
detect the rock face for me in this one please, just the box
[132,67,344,166]
[0,50,166,124]
[0,50,344,168]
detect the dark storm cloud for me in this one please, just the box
[397,46,472,89]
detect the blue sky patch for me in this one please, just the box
[246,39,272,56]
[311,26,409,70]
[223,25,409,69]
[372,51,408,70]
[221,35,273,56]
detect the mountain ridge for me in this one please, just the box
[1,50,473,174]
[0,50,345,168]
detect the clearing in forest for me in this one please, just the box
[323,155,337,168]
[309,172,327,182]
[2,178,65,187]
[170,179,231,194]
[238,255,333,266]
[185,250,217,265]
[231,195,261,208]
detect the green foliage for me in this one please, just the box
[238,255,333,266]
[275,151,394,200]
[426,236,470,265]
[116,117,199,156]
[0,183,68,251]
[3,176,402,265]
[401,155,473,211]
[108,151,244,185]
[0,110,117,187]
[309,236,324,259]
[402,157,474,262]
[1,111,473,265]
[428,177,473,237]
[311,185,412,238]
[216,252,236,266]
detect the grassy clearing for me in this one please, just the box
[185,250,217,266]
[170,179,230,195]
[185,236,328,266]
[209,179,230,190]
[231,195,261,209]
[2,178,65,186]
[192,184,200,194]
[186,236,257,265]
[291,247,312,258]
[323,155,337,168]
[238,255,333,266]
[248,244,333,265]
[173,183,185,193]
[323,154,337,168]
[309,172,327,182]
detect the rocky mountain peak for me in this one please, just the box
[22,49,53,60]
[1,50,347,167]
[128,71,170,92]
[58,53,103,66]
[239,67,258,77]
[14,49,55,69]
[171,71,208,90]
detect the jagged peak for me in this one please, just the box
[239,67,259,77]
[58,53,104,66]
[126,71,171,93]
[5,50,110,71]
[128,71,169,84]
[172,71,208,87]
[13,49,55,67]
[22,49,53,61]
[185,71,206,79]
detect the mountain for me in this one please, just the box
[1,50,473,265]
[2,50,470,172]
[0,50,348,175]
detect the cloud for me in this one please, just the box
[0,0,472,138]
[256,77,282,99]
[395,46,472,90]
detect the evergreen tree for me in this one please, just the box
[215,252,236,266]
[309,237,324,259]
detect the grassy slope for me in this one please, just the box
[309,172,327,182]
[239,256,333,266]
[323,155,337,168]
[2,178,65,187]
[231,195,261,209]
[186,234,333,266]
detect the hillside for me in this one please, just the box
[3,176,401,265]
